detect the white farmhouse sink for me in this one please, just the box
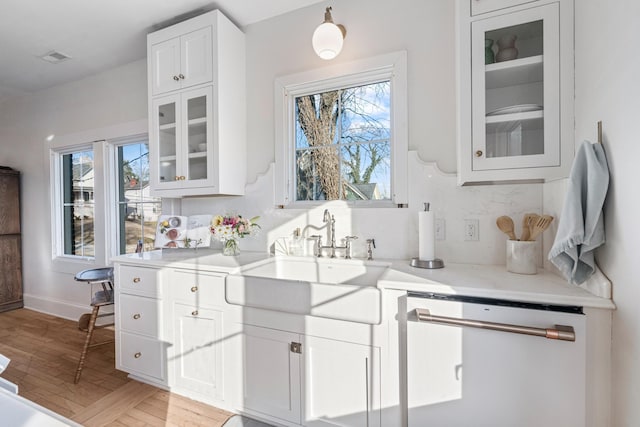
[225,257,390,324]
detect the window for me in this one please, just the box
[275,51,408,207]
[56,148,95,258]
[294,81,391,201]
[114,140,162,254]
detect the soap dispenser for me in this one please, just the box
[289,228,304,256]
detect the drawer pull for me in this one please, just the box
[134,352,142,359]
[192,310,199,316]
[132,277,141,283]
[133,313,141,320]
[190,286,198,292]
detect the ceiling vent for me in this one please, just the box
[39,50,72,64]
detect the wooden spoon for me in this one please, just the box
[528,215,554,241]
[520,213,539,242]
[496,216,517,240]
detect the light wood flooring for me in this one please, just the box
[0,308,233,426]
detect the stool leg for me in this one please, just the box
[74,305,100,384]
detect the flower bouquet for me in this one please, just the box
[210,214,260,256]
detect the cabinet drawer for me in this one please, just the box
[118,265,162,297]
[170,270,225,307]
[471,0,537,15]
[119,294,162,338]
[118,332,165,381]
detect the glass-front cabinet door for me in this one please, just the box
[151,86,213,191]
[471,3,559,171]
[182,87,213,184]
[153,94,182,190]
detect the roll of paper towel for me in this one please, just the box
[418,204,435,261]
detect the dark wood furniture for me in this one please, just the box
[0,167,22,313]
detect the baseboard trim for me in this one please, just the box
[23,293,112,322]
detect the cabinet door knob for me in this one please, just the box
[475,150,483,157]
[134,352,142,359]
[181,176,187,180]
[190,286,198,292]
[179,74,185,80]
[133,313,141,320]
[175,175,180,181]
[192,310,199,316]
[133,277,141,283]
[173,75,179,81]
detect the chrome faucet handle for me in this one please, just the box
[366,238,376,260]
[344,236,358,259]
[310,235,323,257]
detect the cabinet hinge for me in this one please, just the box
[290,342,302,354]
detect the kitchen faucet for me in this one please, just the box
[311,209,357,258]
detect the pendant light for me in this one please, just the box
[312,7,347,60]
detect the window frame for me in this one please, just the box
[48,119,148,273]
[105,134,162,257]
[50,142,105,267]
[274,51,408,207]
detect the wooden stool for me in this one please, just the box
[74,267,114,384]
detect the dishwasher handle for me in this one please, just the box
[415,308,575,342]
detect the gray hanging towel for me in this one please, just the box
[548,140,610,284]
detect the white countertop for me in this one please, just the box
[112,248,270,273]
[112,250,615,310]
[381,262,615,310]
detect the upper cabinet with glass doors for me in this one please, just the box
[148,10,246,197]
[457,0,574,184]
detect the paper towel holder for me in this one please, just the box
[411,202,444,269]
[410,257,444,269]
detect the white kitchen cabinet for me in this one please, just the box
[242,325,302,424]
[169,269,226,401]
[470,0,538,16]
[457,0,574,184]
[240,325,381,427]
[303,335,380,427]
[147,9,246,197]
[151,86,213,191]
[173,304,224,399]
[150,26,212,96]
[115,265,167,385]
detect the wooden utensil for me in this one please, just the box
[528,215,554,241]
[520,213,539,242]
[496,216,517,240]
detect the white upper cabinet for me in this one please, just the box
[470,0,538,16]
[150,27,213,96]
[147,10,246,197]
[457,0,574,184]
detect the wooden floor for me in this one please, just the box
[0,308,233,426]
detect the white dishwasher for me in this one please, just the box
[407,292,586,427]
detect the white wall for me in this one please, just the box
[574,1,640,425]
[0,59,147,318]
[244,0,458,180]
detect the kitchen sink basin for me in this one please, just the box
[225,257,390,324]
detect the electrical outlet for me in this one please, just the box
[435,218,445,240]
[464,219,479,241]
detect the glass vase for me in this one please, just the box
[222,238,240,256]
[485,38,495,64]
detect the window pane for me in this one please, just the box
[293,81,391,202]
[341,82,391,143]
[295,91,340,149]
[62,151,94,257]
[296,147,340,201]
[117,142,161,254]
[341,142,391,201]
